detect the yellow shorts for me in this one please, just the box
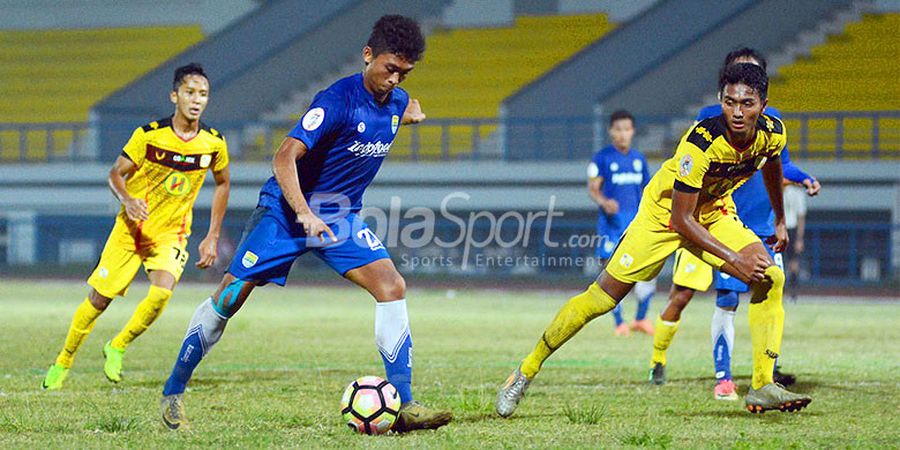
[671,248,714,291]
[87,221,189,298]
[605,207,759,284]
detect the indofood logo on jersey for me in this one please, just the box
[164,173,191,196]
[347,140,392,158]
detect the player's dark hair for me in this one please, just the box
[173,63,208,91]
[724,47,767,71]
[609,109,635,127]
[718,62,768,100]
[366,15,425,62]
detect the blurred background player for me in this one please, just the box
[42,63,231,390]
[783,183,808,301]
[498,63,812,417]
[648,49,821,401]
[158,15,451,432]
[586,110,655,336]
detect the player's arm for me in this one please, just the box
[671,188,769,283]
[108,155,148,221]
[781,148,820,196]
[761,156,788,253]
[196,166,230,268]
[587,177,618,214]
[401,98,425,125]
[272,137,336,243]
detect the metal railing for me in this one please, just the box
[0,110,896,163]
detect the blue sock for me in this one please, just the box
[713,333,732,381]
[635,293,652,321]
[163,299,228,396]
[612,303,624,326]
[375,300,413,404]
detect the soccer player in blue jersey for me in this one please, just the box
[587,110,656,336]
[158,15,452,432]
[648,48,821,401]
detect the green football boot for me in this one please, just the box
[41,363,69,390]
[745,383,811,413]
[102,341,125,383]
[393,401,452,432]
[648,362,666,385]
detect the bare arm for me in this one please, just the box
[587,178,619,214]
[761,156,788,253]
[671,188,768,283]
[272,137,336,242]
[196,167,231,268]
[401,98,425,125]
[108,155,148,221]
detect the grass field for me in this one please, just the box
[0,280,897,448]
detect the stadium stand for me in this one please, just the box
[0,26,203,161]
[771,13,900,158]
[391,13,614,159]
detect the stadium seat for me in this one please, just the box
[0,26,203,161]
[769,13,899,159]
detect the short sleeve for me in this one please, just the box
[121,127,146,166]
[214,135,229,172]
[588,153,604,180]
[673,140,710,191]
[287,91,346,151]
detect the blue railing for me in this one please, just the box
[0,110,897,162]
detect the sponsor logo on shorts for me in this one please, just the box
[241,251,258,268]
[99,267,108,278]
[619,253,633,268]
[685,263,696,273]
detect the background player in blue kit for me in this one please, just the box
[159,15,451,432]
[587,110,656,336]
[649,48,821,400]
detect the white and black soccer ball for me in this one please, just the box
[340,375,400,435]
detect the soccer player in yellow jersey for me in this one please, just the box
[42,63,231,390]
[496,63,812,416]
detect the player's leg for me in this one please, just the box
[612,303,628,336]
[699,216,810,412]
[43,233,141,390]
[630,278,656,335]
[648,249,712,385]
[711,282,740,400]
[106,244,188,382]
[497,219,679,418]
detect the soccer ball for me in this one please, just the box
[340,375,400,435]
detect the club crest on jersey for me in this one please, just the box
[200,154,212,168]
[302,107,325,131]
[391,115,399,134]
[679,154,694,177]
[633,159,643,171]
[610,162,619,172]
[241,251,258,268]
[164,173,191,196]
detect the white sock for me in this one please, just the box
[374,299,410,363]
[711,307,735,379]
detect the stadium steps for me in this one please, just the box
[391,13,614,159]
[769,13,900,159]
[0,26,203,161]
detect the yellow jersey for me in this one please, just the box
[118,116,229,249]
[640,113,786,226]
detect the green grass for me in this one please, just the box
[0,280,898,448]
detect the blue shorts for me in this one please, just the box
[228,206,390,286]
[714,240,783,293]
[595,225,626,259]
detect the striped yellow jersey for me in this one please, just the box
[118,116,229,249]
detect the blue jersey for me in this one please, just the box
[589,145,650,256]
[259,73,408,217]
[696,105,814,237]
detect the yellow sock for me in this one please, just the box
[521,282,618,378]
[748,265,785,389]
[650,316,680,366]
[110,285,172,350]
[55,298,103,368]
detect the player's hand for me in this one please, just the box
[296,212,337,244]
[196,235,217,269]
[732,252,771,283]
[401,99,426,125]
[602,199,620,215]
[768,222,790,253]
[794,238,804,254]
[803,178,821,196]
[123,197,149,222]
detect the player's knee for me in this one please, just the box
[766,265,785,289]
[715,290,739,309]
[88,289,112,311]
[375,273,406,301]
